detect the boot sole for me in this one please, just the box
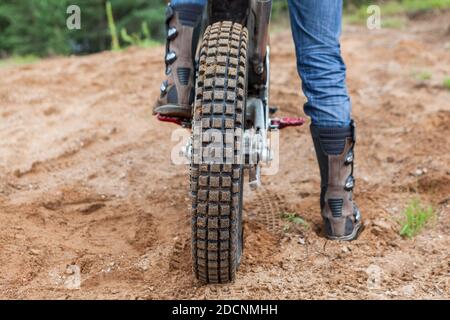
[326,222,363,241]
[154,104,192,119]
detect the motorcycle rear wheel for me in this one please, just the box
[190,21,248,284]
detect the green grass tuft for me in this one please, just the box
[106,1,121,51]
[399,198,435,239]
[282,213,310,233]
[413,70,433,81]
[106,2,159,51]
[382,17,406,28]
[400,0,450,12]
[443,77,450,90]
[345,0,450,25]
[0,55,39,68]
[120,22,160,49]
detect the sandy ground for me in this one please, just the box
[0,12,449,300]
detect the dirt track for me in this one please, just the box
[0,13,449,299]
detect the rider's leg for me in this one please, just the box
[153,0,206,118]
[287,0,362,240]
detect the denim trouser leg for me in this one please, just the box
[287,0,351,128]
[171,0,207,7]
[169,0,350,127]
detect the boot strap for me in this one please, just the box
[164,3,176,74]
[344,120,356,191]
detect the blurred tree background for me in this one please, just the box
[0,0,167,57]
[0,0,447,58]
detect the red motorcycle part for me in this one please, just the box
[271,117,306,129]
[156,114,186,127]
[156,114,306,130]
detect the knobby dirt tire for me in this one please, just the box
[190,21,248,284]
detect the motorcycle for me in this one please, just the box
[158,0,304,284]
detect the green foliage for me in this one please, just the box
[400,0,450,11]
[282,213,310,233]
[443,77,450,90]
[399,199,435,239]
[0,55,39,68]
[272,0,289,21]
[346,0,450,25]
[381,17,406,28]
[0,0,73,56]
[0,0,166,57]
[413,70,433,81]
[106,1,120,51]
[121,22,159,48]
[375,0,450,15]
[1,0,449,57]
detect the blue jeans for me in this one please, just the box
[171,0,351,127]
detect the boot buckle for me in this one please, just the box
[344,150,354,165]
[165,51,177,64]
[160,80,169,96]
[345,175,355,191]
[167,27,178,40]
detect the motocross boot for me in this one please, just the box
[311,121,362,241]
[153,3,203,119]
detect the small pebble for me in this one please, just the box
[29,249,41,256]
